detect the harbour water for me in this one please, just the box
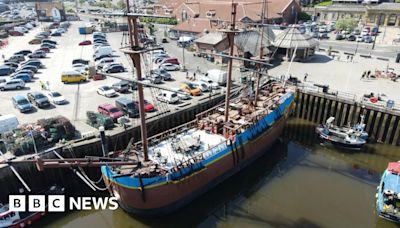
[34,118,400,228]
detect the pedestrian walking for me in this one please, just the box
[303,73,308,82]
[196,66,200,73]
[1,54,4,60]
[45,81,50,90]
[186,71,189,79]
[193,72,196,81]
[367,70,371,78]
[346,55,349,62]
[350,55,353,62]
[361,71,366,80]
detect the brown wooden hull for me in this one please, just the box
[103,114,288,216]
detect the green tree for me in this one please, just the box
[79,0,85,5]
[335,18,357,31]
[116,0,126,10]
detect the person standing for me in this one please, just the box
[193,72,196,81]
[361,71,366,80]
[350,55,353,62]
[367,70,371,78]
[346,55,349,62]
[303,73,308,82]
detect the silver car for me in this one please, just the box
[0,79,25,91]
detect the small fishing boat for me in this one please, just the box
[315,116,368,149]
[0,185,64,228]
[376,162,400,223]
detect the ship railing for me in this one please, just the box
[199,140,228,160]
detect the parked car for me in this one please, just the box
[72,63,88,72]
[37,47,50,53]
[45,91,67,105]
[180,82,201,96]
[145,74,162,84]
[61,71,86,83]
[134,100,154,112]
[103,64,125,73]
[72,59,90,65]
[112,81,130,93]
[347,35,356,41]
[50,31,61,36]
[19,65,38,73]
[91,72,106,81]
[115,98,139,118]
[27,91,50,108]
[14,50,32,56]
[97,85,116,97]
[22,60,43,69]
[9,30,23,36]
[159,63,180,71]
[94,54,112,62]
[0,66,15,76]
[335,34,344,40]
[156,90,179,104]
[0,79,25,90]
[160,57,180,65]
[192,81,209,92]
[42,39,57,45]
[151,68,171,81]
[12,95,33,113]
[12,69,34,78]
[10,73,31,82]
[29,38,42,44]
[98,103,124,122]
[172,88,191,100]
[161,38,168,43]
[364,35,373,43]
[28,50,46,58]
[356,35,364,42]
[79,40,92,46]
[199,77,219,89]
[41,43,56,49]
[6,54,25,63]
[3,62,19,69]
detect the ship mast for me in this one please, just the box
[223,2,237,132]
[254,0,268,104]
[124,1,149,161]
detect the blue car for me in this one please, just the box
[12,95,33,113]
[10,73,31,82]
[0,66,15,76]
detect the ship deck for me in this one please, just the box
[148,129,226,170]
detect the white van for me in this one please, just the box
[156,91,179,104]
[93,46,113,58]
[206,69,227,86]
[0,114,19,135]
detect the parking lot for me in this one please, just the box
[0,22,224,133]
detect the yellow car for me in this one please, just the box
[179,82,201,96]
[61,71,87,83]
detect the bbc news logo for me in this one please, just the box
[9,195,119,212]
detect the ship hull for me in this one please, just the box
[102,93,294,216]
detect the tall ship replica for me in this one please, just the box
[100,2,294,215]
[1,2,294,216]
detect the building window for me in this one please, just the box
[388,14,397,26]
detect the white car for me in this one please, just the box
[45,91,66,105]
[356,35,364,42]
[73,63,88,70]
[96,57,115,69]
[193,81,209,92]
[102,62,123,71]
[172,88,191,100]
[97,86,116,97]
[199,77,219,90]
[159,63,180,71]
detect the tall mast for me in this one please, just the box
[254,0,268,104]
[223,2,237,128]
[125,3,149,161]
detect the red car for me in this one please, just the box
[92,73,106,81]
[9,30,23,36]
[135,100,155,112]
[38,47,50,53]
[79,40,92,46]
[98,103,124,122]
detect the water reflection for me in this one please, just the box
[36,118,400,228]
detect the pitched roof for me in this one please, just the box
[156,0,297,21]
[234,27,275,56]
[272,26,319,49]
[195,32,226,45]
[171,18,219,34]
